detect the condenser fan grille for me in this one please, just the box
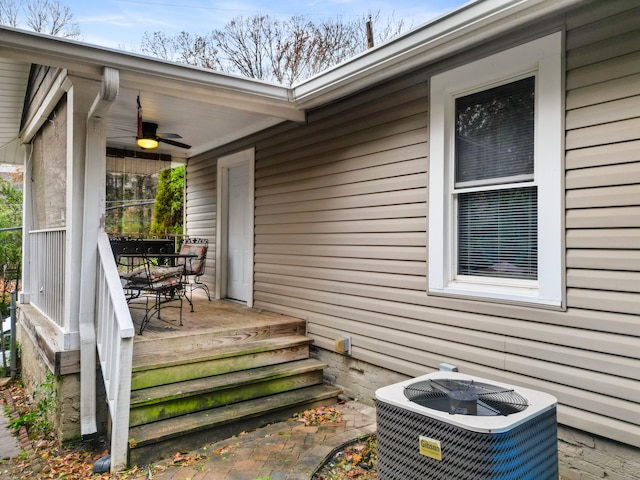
[403,378,528,416]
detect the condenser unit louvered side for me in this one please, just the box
[376,399,557,479]
[375,372,558,480]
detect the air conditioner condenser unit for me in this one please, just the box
[375,371,558,480]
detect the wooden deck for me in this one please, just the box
[128,292,305,344]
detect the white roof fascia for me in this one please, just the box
[292,0,582,109]
[0,26,305,123]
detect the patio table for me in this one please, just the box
[118,252,198,333]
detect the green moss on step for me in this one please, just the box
[129,372,323,426]
[131,345,309,390]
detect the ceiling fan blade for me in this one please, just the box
[158,137,191,149]
[157,132,183,139]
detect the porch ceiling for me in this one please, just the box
[103,85,291,160]
[0,58,30,164]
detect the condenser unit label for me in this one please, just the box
[419,436,442,461]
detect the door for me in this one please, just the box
[215,148,254,306]
[226,163,250,301]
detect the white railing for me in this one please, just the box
[95,231,135,472]
[29,228,66,326]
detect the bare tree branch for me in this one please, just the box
[140,11,408,86]
[140,30,175,61]
[1,0,80,38]
[0,0,20,27]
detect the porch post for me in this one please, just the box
[78,68,119,437]
[65,76,101,349]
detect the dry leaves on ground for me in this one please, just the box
[313,434,377,480]
[293,406,344,426]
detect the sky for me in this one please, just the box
[58,0,471,51]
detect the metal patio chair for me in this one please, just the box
[119,247,185,334]
[175,237,211,312]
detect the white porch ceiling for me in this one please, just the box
[104,85,290,160]
[0,58,30,164]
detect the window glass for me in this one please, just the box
[458,187,537,280]
[454,77,537,282]
[455,77,535,187]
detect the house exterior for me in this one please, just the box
[186,1,640,478]
[0,0,638,478]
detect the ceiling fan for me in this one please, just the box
[134,95,191,150]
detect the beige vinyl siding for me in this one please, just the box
[246,0,640,450]
[563,0,640,442]
[253,71,430,335]
[184,155,216,289]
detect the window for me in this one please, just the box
[428,32,563,306]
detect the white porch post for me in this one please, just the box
[78,68,119,437]
[65,76,101,349]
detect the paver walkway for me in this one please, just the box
[128,401,377,480]
[0,379,22,465]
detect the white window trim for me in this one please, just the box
[428,32,563,307]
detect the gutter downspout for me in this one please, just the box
[78,67,119,436]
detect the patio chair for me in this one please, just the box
[120,252,185,334]
[176,237,211,312]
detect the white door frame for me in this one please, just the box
[215,148,255,307]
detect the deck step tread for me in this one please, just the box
[132,318,306,358]
[130,358,327,407]
[132,335,312,371]
[128,384,342,448]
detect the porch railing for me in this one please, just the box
[29,228,66,326]
[96,231,135,472]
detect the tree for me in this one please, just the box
[140,12,407,86]
[0,0,18,27]
[105,170,158,236]
[0,177,22,268]
[140,30,221,71]
[150,166,184,236]
[0,0,80,39]
[0,176,22,316]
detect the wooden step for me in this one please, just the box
[129,358,327,426]
[131,335,312,390]
[128,384,342,466]
[132,317,307,360]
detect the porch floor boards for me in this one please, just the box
[129,293,305,345]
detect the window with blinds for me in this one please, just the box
[454,77,537,281]
[429,32,562,306]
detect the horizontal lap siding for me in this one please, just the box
[184,155,216,288]
[249,0,640,448]
[254,77,430,297]
[253,72,432,386]
[563,0,640,446]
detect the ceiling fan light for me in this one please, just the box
[137,137,159,149]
